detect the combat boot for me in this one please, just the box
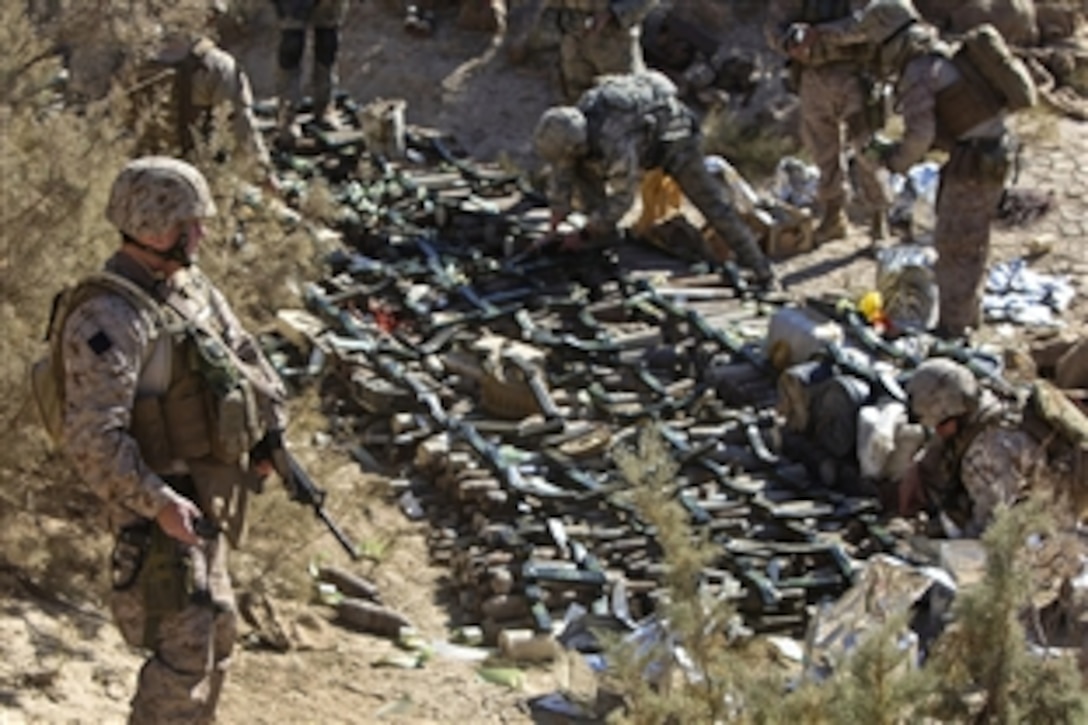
[275,101,299,146]
[276,66,302,145]
[813,202,848,245]
[312,67,342,130]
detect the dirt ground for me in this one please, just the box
[3,2,1087,724]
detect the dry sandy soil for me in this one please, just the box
[3,2,1087,724]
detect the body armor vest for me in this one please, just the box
[934,54,1005,147]
[579,74,689,168]
[127,280,266,473]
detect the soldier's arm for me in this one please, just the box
[885,58,939,173]
[908,437,945,511]
[205,48,274,171]
[588,141,639,234]
[960,427,1038,533]
[60,295,181,520]
[545,163,577,225]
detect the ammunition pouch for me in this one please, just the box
[130,324,264,470]
[110,520,199,649]
[945,135,1012,184]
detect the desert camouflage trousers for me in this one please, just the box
[559,24,645,102]
[112,532,238,725]
[934,145,1008,337]
[798,63,887,215]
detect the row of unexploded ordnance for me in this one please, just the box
[261,102,895,657]
[294,269,874,647]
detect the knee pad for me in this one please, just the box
[278,29,306,70]
[314,27,340,67]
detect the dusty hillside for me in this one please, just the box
[2,1,1087,723]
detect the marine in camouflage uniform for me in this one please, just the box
[547,0,657,102]
[59,157,286,724]
[899,358,1040,536]
[844,0,1014,338]
[533,71,774,284]
[134,34,273,177]
[765,0,889,244]
[274,0,351,131]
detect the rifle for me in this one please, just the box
[269,445,362,560]
[416,236,499,316]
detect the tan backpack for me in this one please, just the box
[30,272,162,444]
[957,23,1038,112]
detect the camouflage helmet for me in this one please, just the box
[906,358,980,428]
[854,0,921,45]
[533,106,588,163]
[106,156,217,241]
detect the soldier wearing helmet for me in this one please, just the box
[130,23,276,192]
[765,0,890,248]
[832,0,1019,338]
[895,358,1037,536]
[60,157,287,723]
[532,71,775,287]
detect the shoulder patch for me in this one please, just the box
[87,331,113,355]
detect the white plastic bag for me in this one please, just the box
[888,162,939,244]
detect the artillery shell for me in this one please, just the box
[488,567,514,596]
[481,594,530,621]
[499,628,559,663]
[317,566,382,603]
[335,598,412,639]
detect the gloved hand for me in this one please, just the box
[783,23,818,62]
[248,429,284,477]
[863,134,898,167]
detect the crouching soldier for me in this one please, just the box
[896,358,1088,537]
[532,71,775,288]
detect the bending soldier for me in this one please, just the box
[58,157,288,723]
[765,0,890,245]
[845,0,1019,338]
[532,71,775,286]
[274,0,350,135]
